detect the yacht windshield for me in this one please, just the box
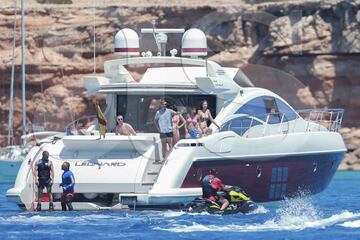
[116,94,217,133]
[236,96,298,123]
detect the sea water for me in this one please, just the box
[0,171,359,240]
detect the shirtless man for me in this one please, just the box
[115,115,136,136]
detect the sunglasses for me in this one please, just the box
[117,118,123,121]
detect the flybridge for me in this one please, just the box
[114,27,207,58]
[83,26,242,97]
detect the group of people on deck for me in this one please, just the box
[115,99,219,159]
[33,100,226,211]
[154,99,220,159]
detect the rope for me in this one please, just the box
[31,162,37,211]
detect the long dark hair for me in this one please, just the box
[199,100,208,111]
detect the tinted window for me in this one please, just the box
[275,98,298,121]
[235,96,267,119]
[220,117,262,136]
[263,96,281,123]
[236,96,280,124]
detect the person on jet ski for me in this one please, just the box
[201,168,229,211]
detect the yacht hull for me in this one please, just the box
[6,132,346,210]
[181,151,345,202]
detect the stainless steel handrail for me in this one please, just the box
[64,115,98,135]
[220,108,344,138]
[296,109,344,132]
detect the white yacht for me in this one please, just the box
[7,27,346,211]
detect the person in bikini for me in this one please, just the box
[115,115,136,136]
[172,110,186,144]
[198,100,220,136]
[185,107,202,139]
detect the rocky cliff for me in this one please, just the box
[0,0,359,170]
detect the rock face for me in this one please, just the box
[0,0,359,170]
[339,128,360,171]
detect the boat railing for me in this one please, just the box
[220,108,344,138]
[296,108,344,133]
[64,115,98,135]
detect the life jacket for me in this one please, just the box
[202,175,218,198]
[37,158,51,181]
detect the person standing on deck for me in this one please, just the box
[154,99,176,160]
[198,100,220,136]
[60,162,75,211]
[34,151,54,211]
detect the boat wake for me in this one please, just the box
[0,197,359,234]
[246,205,269,215]
[156,196,360,233]
[339,220,360,228]
[0,213,123,225]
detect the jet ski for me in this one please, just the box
[187,186,258,215]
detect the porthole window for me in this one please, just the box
[313,161,318,172]
[256,166,262,178]
[196,169,203,182]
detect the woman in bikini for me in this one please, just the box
[185,107,202,139]
[198,100,220,136]
[172,111,186,144]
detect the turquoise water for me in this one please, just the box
[0,171,359,240]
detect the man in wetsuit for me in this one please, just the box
[60,162,75,211]
[34,151,54,211]
[202,168,229,212]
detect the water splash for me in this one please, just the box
[0,213,128,225]
[157,211,360,233]
[156,196,360,233]
[162,210,186,217]
[339,220,360,228]
[247,205,268,215]
[273,194,322,227]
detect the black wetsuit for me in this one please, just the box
[37,158,52,189]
